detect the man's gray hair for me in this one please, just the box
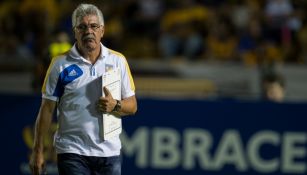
[72,4,104,27]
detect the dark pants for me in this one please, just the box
[57,153,121,175]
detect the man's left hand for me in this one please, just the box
[98,87,116,113]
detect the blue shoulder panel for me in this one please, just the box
[53,64,83,98]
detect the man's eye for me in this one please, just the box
[77,25,87,30]
[76,24,100,31]
[91,24,99,29]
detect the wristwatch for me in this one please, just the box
[112,100,121,112]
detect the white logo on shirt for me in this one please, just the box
[68,69,78,76]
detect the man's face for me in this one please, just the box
[74,15,104,52]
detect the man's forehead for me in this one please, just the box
[78,15,99,24]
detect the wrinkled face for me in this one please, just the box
[74,15,104,52]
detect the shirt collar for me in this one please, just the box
[101,43,109,59]
[69,43,109,62]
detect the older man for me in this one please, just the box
[29,3,137,175]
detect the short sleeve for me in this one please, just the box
[120,58,135,99]
[41,58,60,102]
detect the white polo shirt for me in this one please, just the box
[42,43,135,157]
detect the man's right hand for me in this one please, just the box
[29,151,45,175]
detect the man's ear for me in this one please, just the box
[72,28,77,39]
[101,26,105,39]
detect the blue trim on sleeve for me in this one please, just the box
[53,64,83,98]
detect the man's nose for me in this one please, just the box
[84,26,94,33]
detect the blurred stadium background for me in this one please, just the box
[0,0,307,100]
[0,0,306,175]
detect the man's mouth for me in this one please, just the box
[82,35,95,41]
